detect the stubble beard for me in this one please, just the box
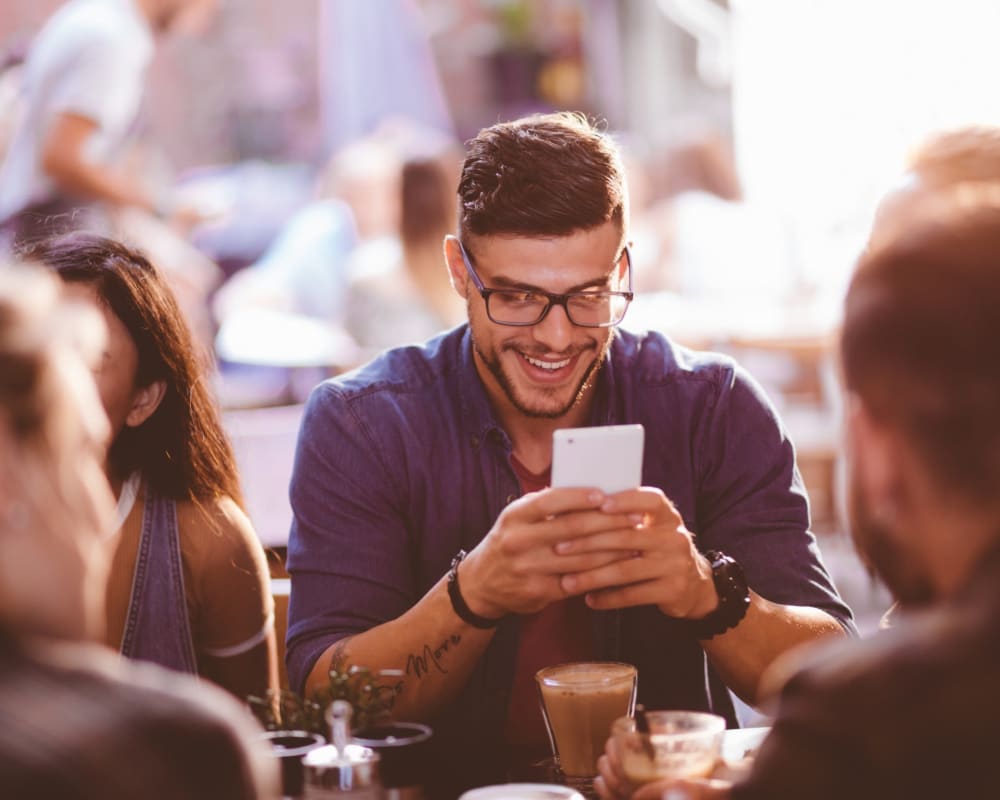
[470,325,613,420]
[848,477,935,608]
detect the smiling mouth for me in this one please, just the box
[523,354,571,371]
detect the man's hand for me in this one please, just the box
[554,487,719,619]
[595,733,733,800]
[458,488,642,619]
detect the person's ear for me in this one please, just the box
[125,380,166,428]
[618,242,633,284]
[443,235,470,300]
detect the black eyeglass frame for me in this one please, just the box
[454,238,635,328]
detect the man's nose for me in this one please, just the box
[531,302,575,352]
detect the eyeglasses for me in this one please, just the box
[455,239,634,328]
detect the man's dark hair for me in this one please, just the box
[841,202,1000,503]
[28,233,243,507]
[457,111,627,242]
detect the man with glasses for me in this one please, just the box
[286,112,853,797]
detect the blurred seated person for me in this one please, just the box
[212,134,400,331]
[345,150,465,355]
[28,234,278,701]
[597,170,1000,800]
[0,264,277,798]
[628,122,797,299]
[870,125,1000,636]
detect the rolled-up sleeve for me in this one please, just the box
[694,363,855,633]
[285,382,416,693]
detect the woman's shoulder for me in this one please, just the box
[174,495,268,573]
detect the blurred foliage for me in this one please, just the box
[249,659,404,736]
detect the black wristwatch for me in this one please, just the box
[683,550,750,640]
[447,550,506,629]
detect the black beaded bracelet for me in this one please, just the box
[446,550,506,629]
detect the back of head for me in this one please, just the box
[458,112,627,242]
[908,126,1000,189]
[872,126,1000,250]
[842,201,1000,505]
[24,233,241,506]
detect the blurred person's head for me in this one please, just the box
[444,113,631,423]
[841,201,1000,607]
[27,234,242,507]
[316,137,401,240]
[870,126,1000,250]
[0,265,115,641]
[400,154,456,253]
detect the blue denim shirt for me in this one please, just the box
[286,325,854,794]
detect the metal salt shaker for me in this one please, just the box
[303,700,384,799]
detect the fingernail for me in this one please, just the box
[554,541,571,554]
[588,491,604,504]
[561,574,577,591]
[629,513,643,525]
[601,499,616,512]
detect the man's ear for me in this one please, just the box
[618,241,632,284]
[443,235,470,300]
[125,380,166,428]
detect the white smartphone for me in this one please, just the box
[551,424,644,494]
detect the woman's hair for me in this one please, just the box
[842,201,1000,503]
[457,111,627,243]
[26,234,243,506]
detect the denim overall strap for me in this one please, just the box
[119,487,198,673]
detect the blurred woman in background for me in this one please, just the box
[29,233,277,701]
[0,264,276,798]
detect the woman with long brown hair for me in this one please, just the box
[29,232,277,700]
[0,264,277,798]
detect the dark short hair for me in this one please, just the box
[841,202,1000,502]
[26,234,242,506]
[457,111,627,242]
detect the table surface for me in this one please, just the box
[722,726,770,763]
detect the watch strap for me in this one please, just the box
[447,549,505,629]
[683,550,750,640]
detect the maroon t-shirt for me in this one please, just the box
[503,455,593,765]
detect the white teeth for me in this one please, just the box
[524,354,570,370]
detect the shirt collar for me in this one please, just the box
[456,326,509,451]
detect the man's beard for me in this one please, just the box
[472,331,612,420]
[848,478,936,608]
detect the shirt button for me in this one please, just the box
[470,435,480,448]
